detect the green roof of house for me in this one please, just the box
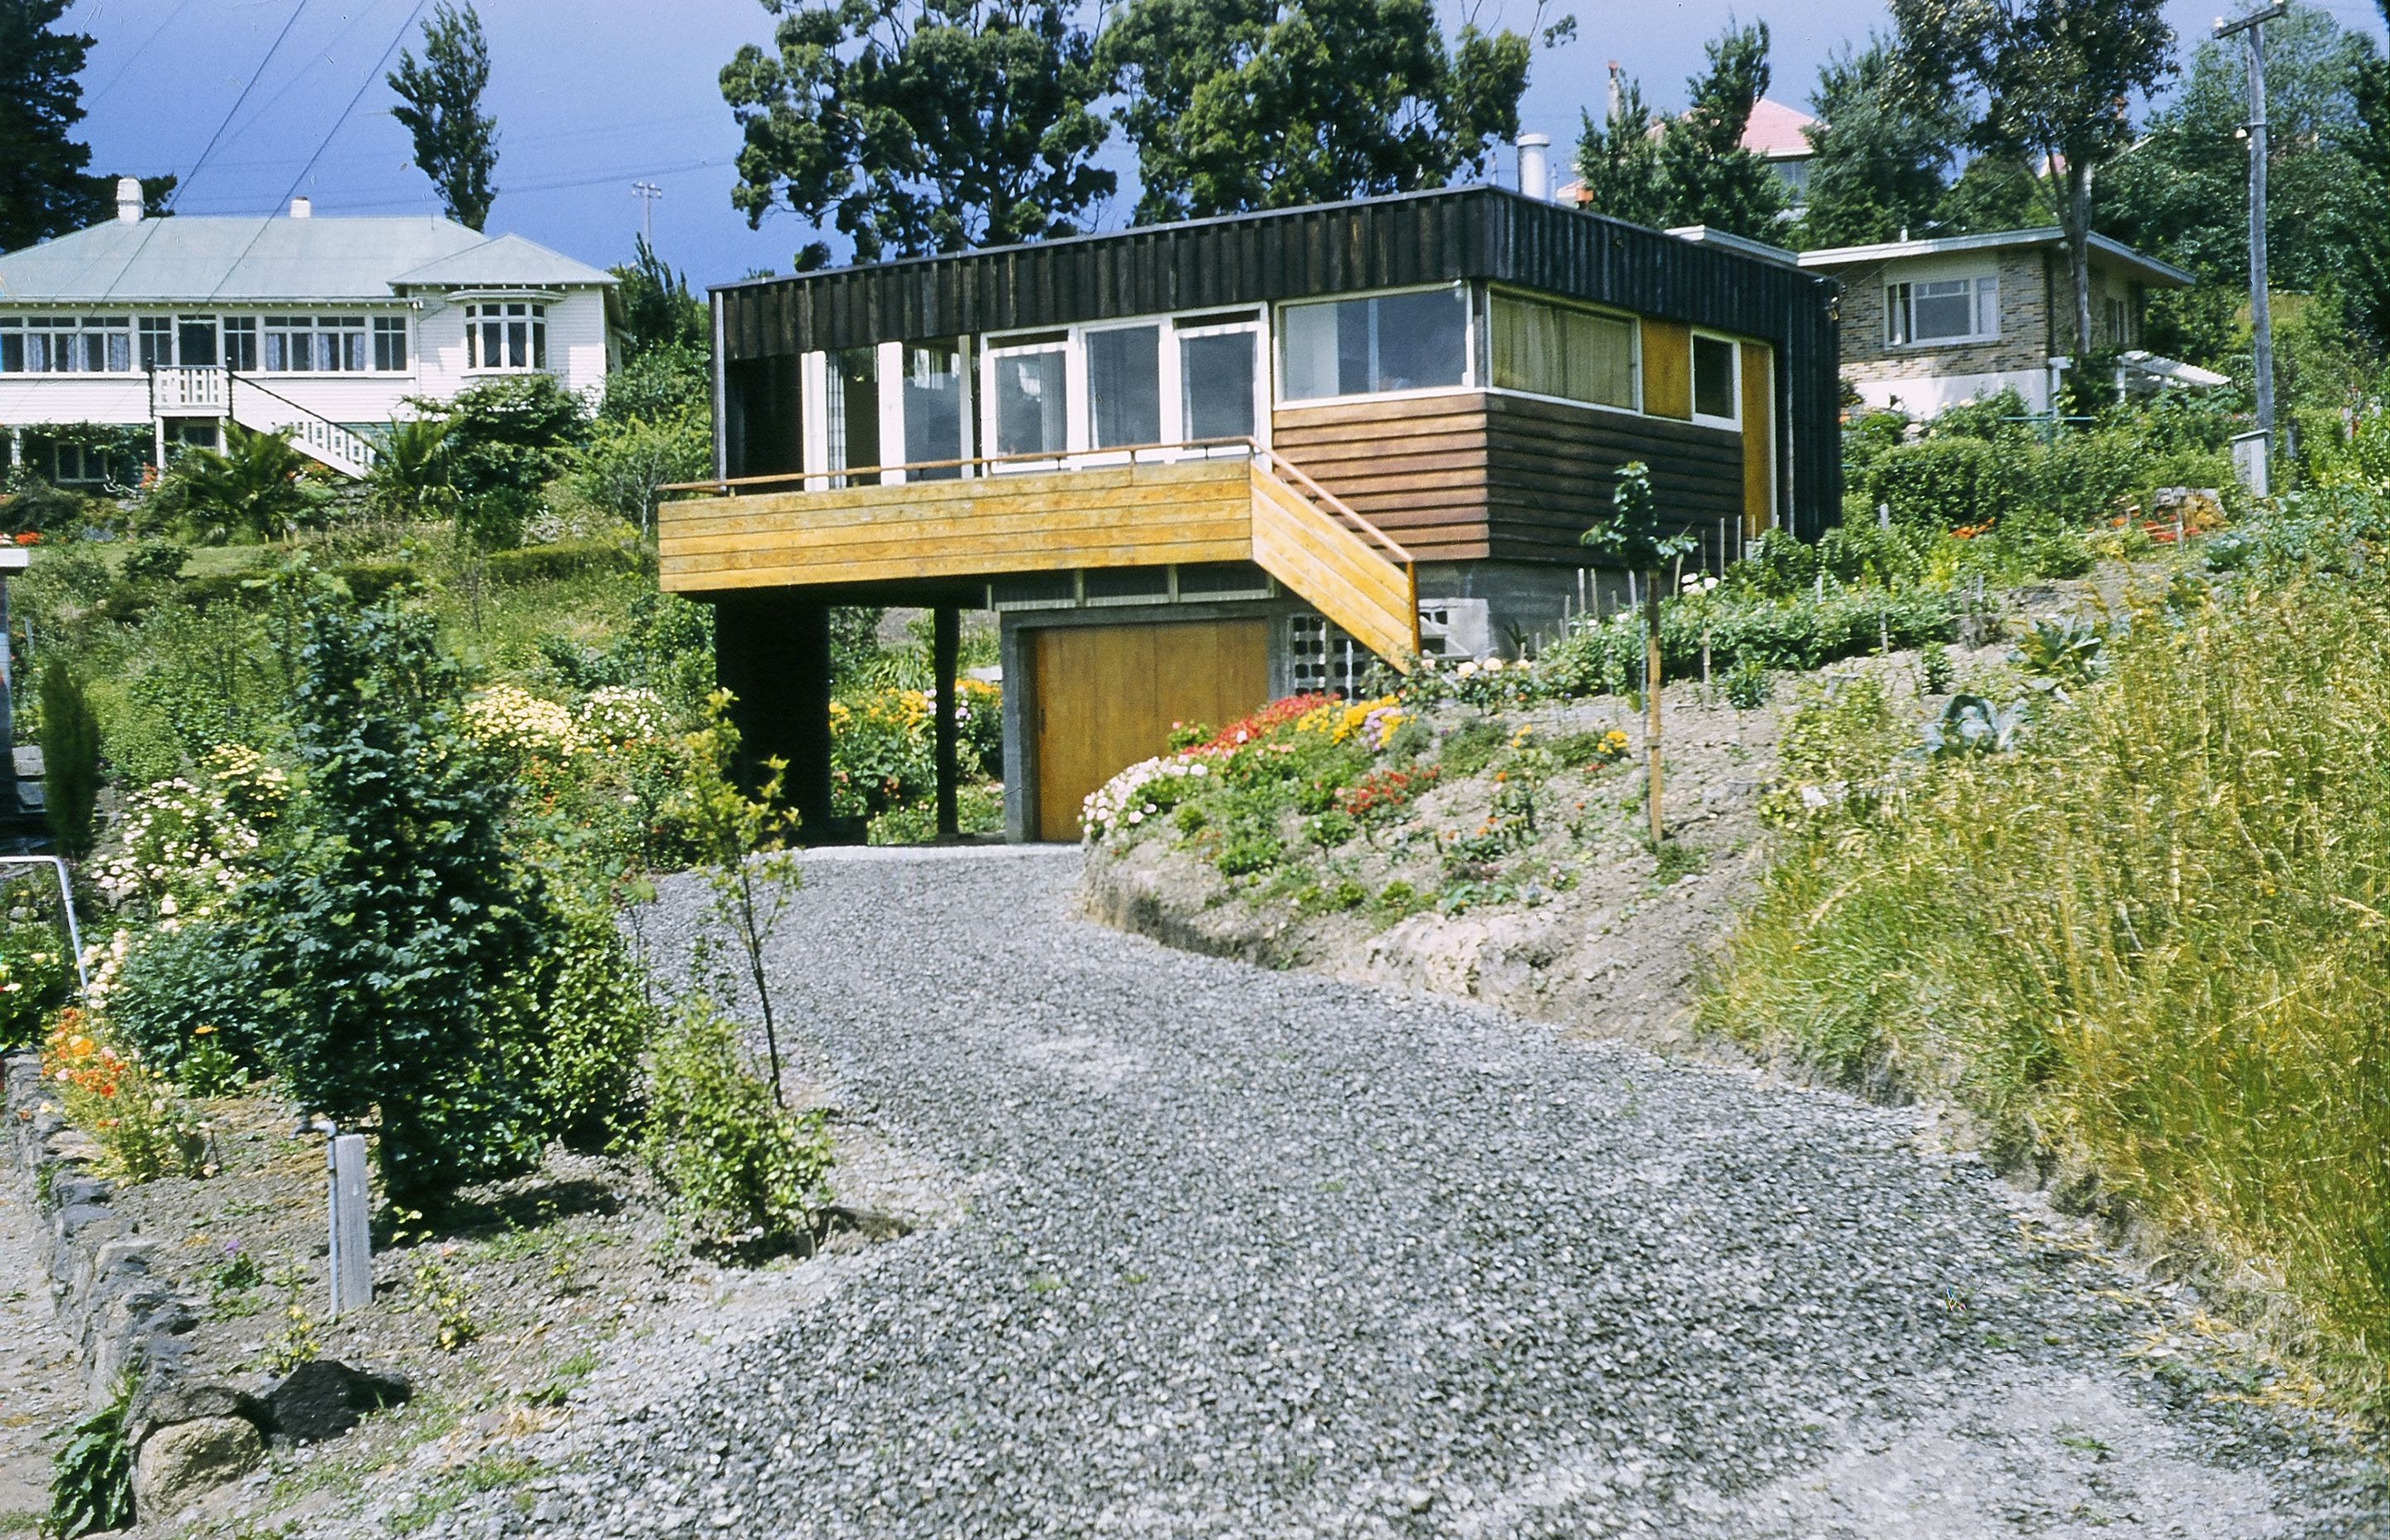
[0,215,615,305]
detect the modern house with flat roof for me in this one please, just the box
[0,179,617,484]
[1798,227,2203,417]
[666,185,1843,841]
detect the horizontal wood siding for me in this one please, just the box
[658,457,1251,593]
[1274,391,1743,566]
[715,187,1842,536]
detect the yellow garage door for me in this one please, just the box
[1030,619,1271,841]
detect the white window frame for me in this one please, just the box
[261,314,371,374]
[1273,282,1475,407]
[373,314,411,373]
[1481,285,1644,419]
[1078,316,1170,463]
[876,337,976,487]
[1173,311,1268,450]
[1885,273,1999,348]
[978,329,1075,472]
[1688,330,1742,431]
[462,300,549,373]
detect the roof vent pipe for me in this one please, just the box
[290,196,313,219]
[1517,133,1552,202]
[115,178,143,224]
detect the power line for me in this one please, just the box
[165,0,314,212]
[85,0,202,106]
[172,156,727,214]
[203,0,432,302]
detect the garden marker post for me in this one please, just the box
[326,1128,372,1315]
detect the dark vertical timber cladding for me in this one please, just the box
[715,186,1842,534]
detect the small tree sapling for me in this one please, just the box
[1581,461,1699,845]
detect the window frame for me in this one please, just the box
[1274,282,1475,407]
[1483,285,1643,417]
[462,300,550,373]
[979,329,1075,470]
[373,314,410,373]
[1885,273,2000,348]
[1173,314,1266,447]
[1690,329,1741,430]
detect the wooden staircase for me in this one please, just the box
[1247,451,1420,673]
[149,368,380,479]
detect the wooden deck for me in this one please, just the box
[659,450,1421,669]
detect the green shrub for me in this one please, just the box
[121,539,190,585]
[331,559,423,604]
[1306,811,1358,847]
[642,998,832,1252]
[232,598,552,1206]
[535,899,661,1147]
[1437,719,1507,777]
[0,919,71,1050]
[483,539,642,587]
[1722,657,1772,709]
[1865,437,2022,529]
[37,657,101,858]
[1537,590,1953,699]
[1707,575,2390,1400]
[1214,829,1283,876]
[109,919,263,1076]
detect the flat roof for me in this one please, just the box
[1796,227,2195,289]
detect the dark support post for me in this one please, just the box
[933,604,960,839]
[713,591,841,840]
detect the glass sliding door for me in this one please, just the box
[902,341,968,479]
[1085,324,1161,450]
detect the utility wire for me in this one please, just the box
[201,0,432,302]
[164,0,314,213]
[85,0,201,106]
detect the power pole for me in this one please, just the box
[2217,2,2288,475]
[632,180,663,246]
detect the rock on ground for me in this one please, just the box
[366,848,2387,1539]
[130,1416,262,1519]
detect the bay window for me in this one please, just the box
[1490,292,1636,409]
[466,301,547,370]
[1280,285,1469,401]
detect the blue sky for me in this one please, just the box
[63,0,2390,287]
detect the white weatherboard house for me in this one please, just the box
[0,179,617,484]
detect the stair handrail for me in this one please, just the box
[1256,446,1415,567]
[222,370,378,470]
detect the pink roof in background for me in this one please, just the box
[1739,97,1819,158]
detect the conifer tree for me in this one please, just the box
[389,2,500,231]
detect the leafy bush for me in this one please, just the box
[120,539,189,585]
[231,598,552,1206]
[0,919,71,1050]
[1707,574,2390,1399]
[535,899,661,1147]
[106,919,262,1077]
[642,998,832,1252]
[484,539,645,587]
[1865,436,2022,530]
[331,559,422,604]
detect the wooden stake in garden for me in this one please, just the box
[1583,462,1697,846]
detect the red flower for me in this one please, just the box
[15,531,41,545]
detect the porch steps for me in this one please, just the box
[1248,453,1419,672]
[149,367,380,479]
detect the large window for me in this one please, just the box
[902,342,968,479]
[825,347,879,485]
[466,301,547,370]
[1180,323,1258,441]
[0,317,132,373]
[265,315,368,372]
[1691,334,1738,423]
[1886,275,1997,345]
[222,317,257,372]
[989,334,1068,457]
[1280,286,1469,400]
[178,315,219,368]
[138,317,173,369]
[373,316,409,372]
[1086,324,1162,449]
[1490,293,1636,409]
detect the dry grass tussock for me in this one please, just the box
[1705,573,2390,1406]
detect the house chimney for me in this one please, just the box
[115,177,143,224]
[1517,134,1552,202]
[290,196,313,219]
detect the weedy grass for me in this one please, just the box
[1705,576,2390,1405]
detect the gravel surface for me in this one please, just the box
[422,846,2384,1539]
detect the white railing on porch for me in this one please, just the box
[149,365,228,415]
[146,367,378,478]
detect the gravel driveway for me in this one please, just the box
[499,847,2383,1538]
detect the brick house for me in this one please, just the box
[1798,228,2199,417]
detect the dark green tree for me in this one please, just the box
[1657,21,1787,237]
[1574,76,1669,227]
[1890,0,2175,362]
[35,655,99,859]
[0,2,173,251]
[1101,0,1544,222]
[2100,6,2390,353]
[1574,22,1787,238]
[417,374,588,545]
[723,0,1114,268]
[388,2,500,231]
[239,600,550,1206]
[612,235,708,361]
[1796,37,1966,248]
[1934,150,2050,235]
